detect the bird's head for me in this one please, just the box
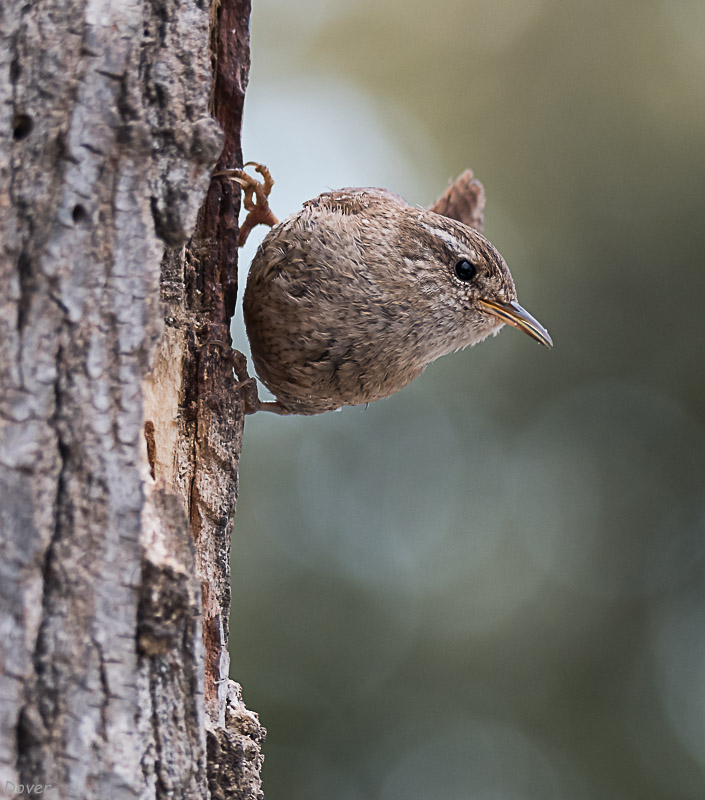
[403,209,553,350]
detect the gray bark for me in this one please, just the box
[0,0,263,796]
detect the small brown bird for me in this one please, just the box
[221,164,552,415]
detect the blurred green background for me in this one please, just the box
[230,1,705,797]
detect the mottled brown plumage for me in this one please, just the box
[230,166,552,415]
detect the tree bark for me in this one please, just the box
[0,0,263,796]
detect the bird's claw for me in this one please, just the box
[200,340,291,415]
[213,162,279,246]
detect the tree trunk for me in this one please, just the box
[0,0,264,796]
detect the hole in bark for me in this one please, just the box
[72,204,88,224]
[10,57,21,83]
[12,114,32,140]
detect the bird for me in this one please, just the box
[216,163,552,416]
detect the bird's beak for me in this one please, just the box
[478,298,553,348]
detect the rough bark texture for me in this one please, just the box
[0,0,263,796]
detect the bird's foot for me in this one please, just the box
[213,162,279,246]
[202,340,290,415]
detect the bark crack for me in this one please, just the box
[148,660,167,795]
[94,640,110,744]
[15,334,69,784]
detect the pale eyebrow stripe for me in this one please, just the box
[418,222,477,261]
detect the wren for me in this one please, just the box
[220,164,552,416]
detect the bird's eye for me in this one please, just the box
[454,259,477,282]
